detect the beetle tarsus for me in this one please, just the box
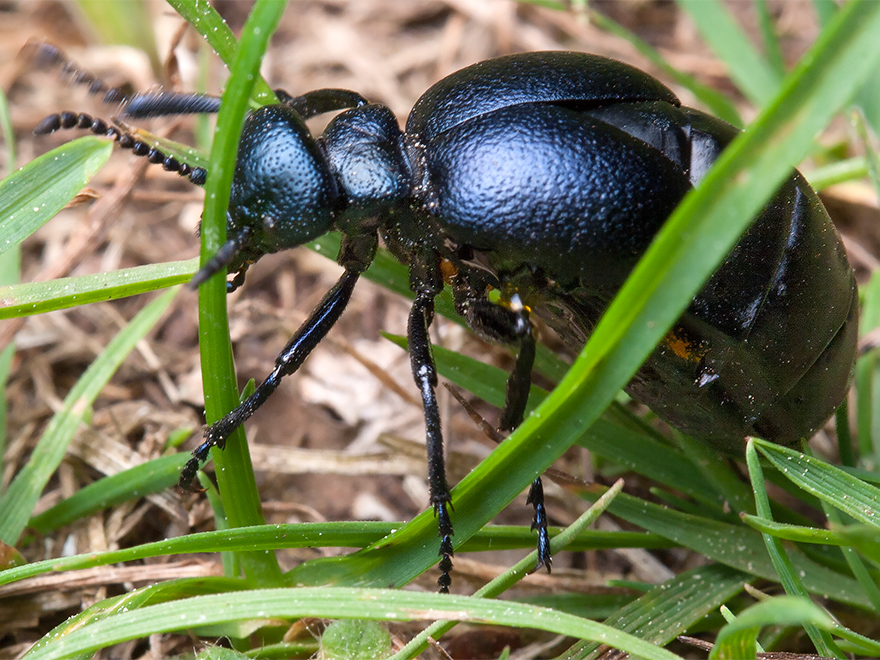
[527,477,552,573]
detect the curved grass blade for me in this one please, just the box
[755,440,880,528]
[20,587,687,660]
[711,596,834,660]
[0,287,177,544]
[0,136,112,257]
[0,259,197,318]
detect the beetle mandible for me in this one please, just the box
[37,49,858,592]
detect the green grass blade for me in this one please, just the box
[814,0,838,26]
[755,440,880,528]
[0,287,178,544]
[0,85,15,173]
[25,576,250,660]
[0,343,13,479]
[20,587,687,660]
[71,0,160,75]
[28,453,189,533]
[822,504,880,612]
[746,441,841,656]
[0,225,18,479]
[857,271,880,462]
[806,156,869,190]
[164,0,276,104]
[0,522,669,591]
[0,259,197,318]
[710,596,835,660]
[753,0,786,78]
[676,0,782,106]
[0,137,112,257]
[195,0,287,584]
[595,487,870,609]
[588,10,742,125]
[557,564,747,660]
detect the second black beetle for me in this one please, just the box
[39,50,859,591]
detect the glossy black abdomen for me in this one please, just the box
[410,52,857,448]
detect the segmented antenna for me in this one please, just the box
[27,40,209,185]
[23,39,131,105]
[122,92,223,119]
[34,111,207,186]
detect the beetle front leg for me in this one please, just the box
[407,288,455,592]
[180,267,361,490]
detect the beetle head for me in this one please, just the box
[192,104,337,288]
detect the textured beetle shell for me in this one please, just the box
[408,51,679,141]
[423,103,692,288]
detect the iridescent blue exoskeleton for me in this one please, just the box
[37,48,858,592]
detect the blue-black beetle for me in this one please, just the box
[37,49,858,591]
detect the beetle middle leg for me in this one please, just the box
[403,252,462,592]
[407,286,455,592]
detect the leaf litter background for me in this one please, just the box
[0,1,876,658]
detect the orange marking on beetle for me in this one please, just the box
[440,258,458,283]
[664,328,708,362]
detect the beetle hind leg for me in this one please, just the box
[466,295,551,573]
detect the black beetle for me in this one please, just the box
[36,49,858,592]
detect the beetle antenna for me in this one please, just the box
[122,92,223,119]
[34,110,207,186]
[21,39,131,105]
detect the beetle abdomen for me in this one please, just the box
[411,51,857,449]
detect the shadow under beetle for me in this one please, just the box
[36,49,858,592]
